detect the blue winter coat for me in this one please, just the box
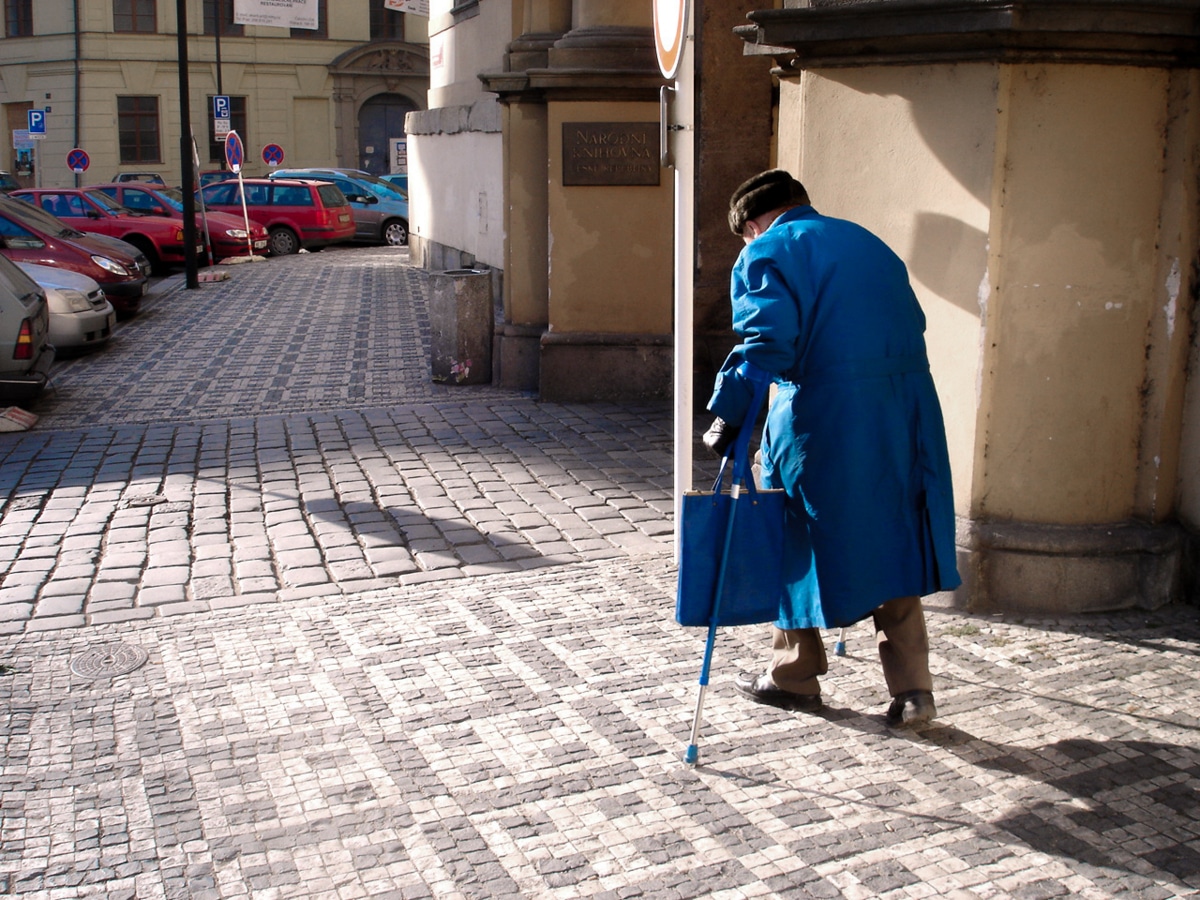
[708,206,961,630]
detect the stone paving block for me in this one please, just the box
[5,250,1198,899]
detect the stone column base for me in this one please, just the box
[955,519,1183,614]
[539,331,672,402]
[498,324,543,392]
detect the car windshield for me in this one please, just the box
[348,172,407,201]
[151,188,185,212]
[86,190,130,214]
[0,197,83,237]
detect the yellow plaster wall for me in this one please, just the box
[775,65,996,517]
[546,101,673,335]
[981,65,1168,523]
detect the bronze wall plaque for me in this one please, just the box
[562,122,661,186]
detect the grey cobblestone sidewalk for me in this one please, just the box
[0,249,673,634]
[2,562,1198,899]
[1,247,1198,898]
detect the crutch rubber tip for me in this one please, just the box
[684,745,699,765]
[834,641,846,656]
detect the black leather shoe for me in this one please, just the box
[886,690,937,728]
[734,672,822,712]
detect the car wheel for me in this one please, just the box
[383,219,409,247]
[125,236,164,276]
[268,227,300,256]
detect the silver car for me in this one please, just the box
[0,253,53,402]
[268,167,409,246]
[15,261,115,352]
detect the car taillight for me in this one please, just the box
[15,319,34,361]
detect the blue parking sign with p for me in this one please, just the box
[27,109,46,134]
[213,96,231,119]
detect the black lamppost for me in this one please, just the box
[176,0,199,289]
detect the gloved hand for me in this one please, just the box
[702,417,739,458]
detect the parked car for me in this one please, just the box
[0,252,54,403]
[0,196,149,317]
[269,167,409,246]
[94,183,269,261]
[14,261,115,353]
[379,173,408,192]
[197,177,355,256]
[11,187,204,275]
[111,172,166,185]
[0,171,19,194]
[199,170,240,188]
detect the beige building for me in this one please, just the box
[736,2,1200,614]
[0,0,429,188]
[417,0,1200,614]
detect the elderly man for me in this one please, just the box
[703,170,960,727]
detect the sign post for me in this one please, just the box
[26,109,46,188]
[261,143,285,168]
[224,130,254,258]
[213,95,231,141]
[654,0,695,564]
[66,148,90,175]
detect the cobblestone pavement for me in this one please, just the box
[0,247,674,634]
[2,247,1199,899]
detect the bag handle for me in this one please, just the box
[711,364,773,496]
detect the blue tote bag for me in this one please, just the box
[675,375,785,627]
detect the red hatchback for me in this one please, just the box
[11,187,204,275]
[197,178,355,255]
[0,196,149,317]
[94,183,269,262]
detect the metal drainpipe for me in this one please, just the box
[73,0,81,187]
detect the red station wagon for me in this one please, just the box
[94,183,269,262]
[197,178,355,255]
[11,187,204,275]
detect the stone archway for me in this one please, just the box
[357,93,418,176]
[328,41,429,174]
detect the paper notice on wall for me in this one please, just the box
[233,0,319,29]
[385,0,429,15]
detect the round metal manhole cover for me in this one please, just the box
[70,643,149,679]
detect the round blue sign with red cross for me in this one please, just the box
[66,148,90,174]
[224,130,244,174]
[262,143,285,167]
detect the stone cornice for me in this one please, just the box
[736,1,1200,70]
[479,68,667,104]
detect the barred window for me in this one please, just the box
[5,0,32,37]
[203,0,243,37]
[369,0,404,40]
[117,96,161,163]
[113,0,156,33]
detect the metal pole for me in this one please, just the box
[671,3,696,561]
[177,0,199,289]
[215,0,224,95]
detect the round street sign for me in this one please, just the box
[262,143,285,167]
[66,148,90,174]
[654,0,690,80]
[224,130,245,174]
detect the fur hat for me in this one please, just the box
[728,169,810,235]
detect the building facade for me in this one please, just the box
[0,0,429,187]
[419,0,1200,614]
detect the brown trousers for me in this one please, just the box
[769,595,933,697]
